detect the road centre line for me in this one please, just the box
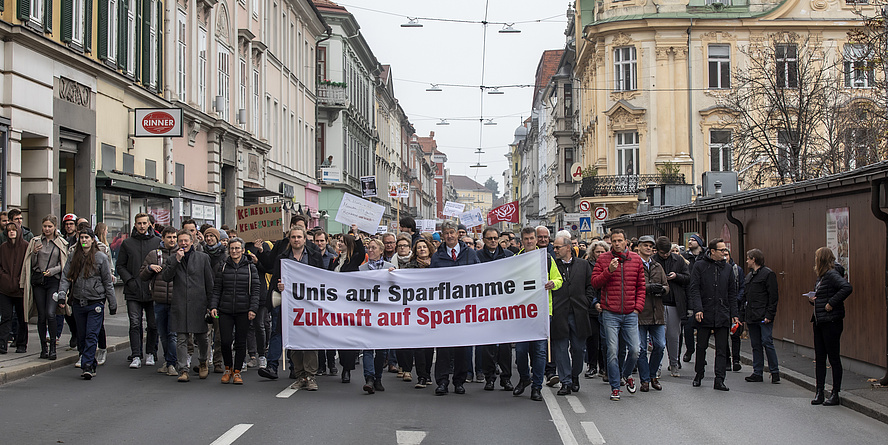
[566,395,586,413]
[210,424,253,445]
[581,421,606,444]
[541,386,580,445]
[396,430,428,445]
[276,386,298,398]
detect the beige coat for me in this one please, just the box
[20,232,69,322]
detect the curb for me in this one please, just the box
[736,349,888,425]
[0,340,130,386]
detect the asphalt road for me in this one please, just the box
[1,347,886,445]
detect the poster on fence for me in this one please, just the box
[236,203,284,242]
[281,249,549,349]
[827,207,850,279]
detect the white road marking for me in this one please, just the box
[275,385,298,398]
[210,424,253,445]
[566,395,586,414]
[396,430,427,445]
[541,387,579,445]
[581,422,606,444]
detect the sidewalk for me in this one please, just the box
[0,314,130,385]
[734,338,888,424]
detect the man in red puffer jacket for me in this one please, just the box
[591,229,645,401]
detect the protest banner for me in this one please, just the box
[458,208,484,229]
[281,249,549,349]
[442,201,465,217]
[334,193,385,235]
[388,182,409,199]
[418,219,437,233]
[236,203,284,242]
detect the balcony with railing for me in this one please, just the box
[580,174,686,197]
[317,84,349,108]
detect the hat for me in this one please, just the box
[457,224,467,231]
[219,229,229,240]
[690,234,704,247]
[63,213,77,223]
[204,227,221,241]
[432,232,442,242]
[638,235,656,245]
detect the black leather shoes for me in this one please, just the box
[771,373,781,384]
[570,382,580,392]
[811,389,825,405]
[513,379,530,396]
[692,375,702,387]
[683,351,693,363]
[714,380,730,391]
[530,387,543,401]
[374,380,385,392]
[557,385,571,396]
[823,390,840,406]
[454,384,466,394]
[484,380,495,391]
[363,377,375,394]
[341,369,351,383]
[435,383,448,395]
[745,374,764,382]
[258,366,278,380]
[501,380,514,391]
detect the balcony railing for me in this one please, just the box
[317,84,348,108]
[580,174,686,197]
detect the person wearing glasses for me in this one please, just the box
[551,231,595,395]
[477,227,514,391]
[688,238,739,392]
[381,233,398,264]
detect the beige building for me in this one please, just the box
[450,175,493,222]
[573,0,872,221]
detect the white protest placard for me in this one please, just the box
[334,193,385,234]
[388,182,409,199]
[281,249,549,349]
[377,225,388,234]
[419,219,437,233]
[361,176,378,198]
[458,208,484,229]
[442,201,465,217]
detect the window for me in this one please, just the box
[705,0,732,4]
[176,11,186,101]
[29,0,43,25]
[708,44,730,89]
[148,0,158,88]
[239,58,247,127]
[776,44,798,89]
[253,68,260,135]
[107,0,118,62]
[709,130,732,171]
[317,46,327,81]
[72,0,85,45]
[844,44,872,88]
[614,46,637,91]
[127,0,136,75]
[616,131,639,175]
[777,129,798,169]
[218,46,231,120]
[198,28,207,111]
[563,147,574,180]
[252,0,259,17]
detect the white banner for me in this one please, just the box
[281,249,549,350]
[442,201,465,217]
[334,193,385,235]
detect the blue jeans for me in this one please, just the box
[72,301,104,369]
[552,312,586,386]
[601,311,639,390]
[637,324,666,382]
[154,303,177,367]
[515,340,547,389]
[748,322,779,376]
[267,306,283,372]
[363,349,387,380]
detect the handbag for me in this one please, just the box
[31,242,57,287]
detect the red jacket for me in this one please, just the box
[591,250,646,314]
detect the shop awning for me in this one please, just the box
[96,170,181,198]
[243,186,281,197]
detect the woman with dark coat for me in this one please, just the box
[808,247,852,406]
[0,223,30,353]
[329,231,365,383]
[210,238,260,385]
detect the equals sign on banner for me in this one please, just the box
[523,280,536,291]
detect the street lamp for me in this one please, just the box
[426,84,442,92]
[436,119,450,126]
[487,87,504,95]
[499,23,520,34]
[401,18,423,28]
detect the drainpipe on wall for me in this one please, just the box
[687,22,695,186]
[725,206,744,272]
[870,178,888,386]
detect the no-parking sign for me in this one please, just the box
[594,207,609,221]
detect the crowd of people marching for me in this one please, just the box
[0,210,851,404]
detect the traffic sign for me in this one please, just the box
[579,200,591,212]
[571,224,578,231]
[579,217,592,232]
[594,207,609,221]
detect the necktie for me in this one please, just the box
[451,248,457,261]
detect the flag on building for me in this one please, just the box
[487,201,519,225]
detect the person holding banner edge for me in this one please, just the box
[430,221,480,396]
[477,226,515,392]
[403,238,435,389]
[357,238,396,394]
[328,227,366,384]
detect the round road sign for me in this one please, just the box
[594,207,609,221]
[579,200,591,212]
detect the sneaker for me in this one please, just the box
[158,364,169,374]
[247,356,259,368]
[415,378,427,389]
[242,362,249,373]
[82,368,93,380]
[610,389,621,401]
[305,376,318,391]
[258,356,268,369]
[167,365,179,376]
[626,377,637,394]
[145,354,155,366]
[289,380,303,390]
[178,370,190,382]
[546,375,560,387]
[584,367,597,379]
[669,365,680,378]
[96,349,107,366]
[89,366,97,378]
[403,371,412,382]
[129,357,142,369]
[74,358,81,368]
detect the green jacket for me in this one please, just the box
[518,247,563,315]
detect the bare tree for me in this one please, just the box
[720,33,833,187]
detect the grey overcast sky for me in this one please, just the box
[341,0,571,195]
